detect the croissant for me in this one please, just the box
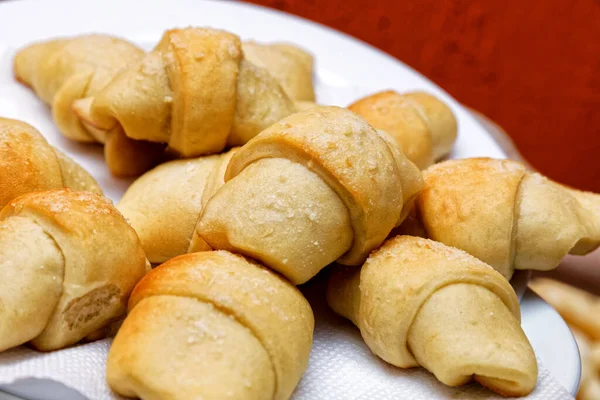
[191,106,423,284]
[13,34,165,176]
[0,117,101,209]
[75,28,298,166]
[348,90,458,169]
[414,157,600,279]
[0,189,148,352]
[107,250,313,400]
[327,235,537,397]
[13,34,144,143]
[117,148,236,263]
[242,41,315,102]
[530,278,600,341]
[119,103,430,266]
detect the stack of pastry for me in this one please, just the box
[4,23,597,399]
[108,101,424,398]
[14,28,315,176]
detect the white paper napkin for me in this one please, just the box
[0,276,574,400]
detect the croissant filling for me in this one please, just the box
[62,284,121,331]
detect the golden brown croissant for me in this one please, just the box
[13,34,165,176]
[0,189,148,352]
[413,158,600,279]
[191,106,423,284]
[117,148,236,263]
[119,101,437,266]
[242,41,315,102]
[348,90,457,169]
[13,34,144,142]
[0,117,101,209]
[75,28,298,169]
[107,251,314,400]
[327,236,538,397]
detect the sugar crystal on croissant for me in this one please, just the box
[75,27,300,169]
[0,117,101,209]
[327,235,538,397]
[413,157,600,279]
[0,189,148,352]
[242,41,316,102]
[13,34,144,143]
[349,90,458,169]
[13,34,166,176]
[107,251,313,400]
[118,148,237,263]
[191,105,423,284]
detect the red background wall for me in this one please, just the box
[245,0,600,192]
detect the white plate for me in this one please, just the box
[0,0,579,397]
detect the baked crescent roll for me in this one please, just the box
[118,148,237,263]
[13,34,144,142]
[191,106,423,284]
[107,251,314,400]
[415,158,600,279]
[530,278,600,341]
[349,90,457,169]
[0,117,101,209]
[75,28,298,169]
[13,34,165,176]
[0,189,148,352]
[242,41,315,102]
[327,236,538,397]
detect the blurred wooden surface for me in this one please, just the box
[245,0,600,192]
